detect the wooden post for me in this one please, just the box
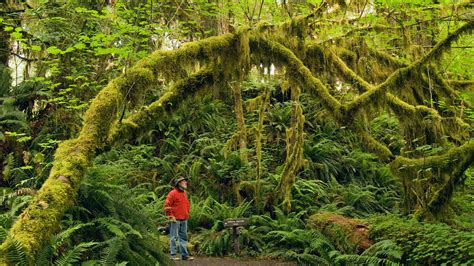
[224,218,248,254]
[232,226,240,253]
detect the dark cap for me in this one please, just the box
[174,176,187,187]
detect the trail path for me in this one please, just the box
[174,257,296,266]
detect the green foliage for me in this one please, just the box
[0,98,29,133]
[0,193,33,229]
[28,155,171,265]
[369,215,474,264]
[54,241,97,266]
[4,237,27,265]
[247,209,401,265]
[1,0,473,263]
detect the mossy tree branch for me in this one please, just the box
[249,36,342,115]
[108,69,217,145]
[343,21,474,121]
[0,33,238,263]
[390,141,474,220]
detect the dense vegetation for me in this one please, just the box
[0,0,473,265]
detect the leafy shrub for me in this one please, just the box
[369,215,474,265]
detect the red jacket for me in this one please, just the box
[164,188,190,220]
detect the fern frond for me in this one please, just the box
[54,241,97,266]
[5,237,27,265]
[96,218,142,238]
[51,222,94,252]
[100,238,123,265]
[335,254,400,266]
[362,239,403,261]
[0,227,7,244]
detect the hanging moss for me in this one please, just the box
[0,65,11,94]
[115,67,155,109]
[232,82,248,163]
[255,13,311,57]
[276,85,305,212]
[344,21,474,119]
[254,89,271,208]
[390,142,474,220]
[231,81,247,204]
[249,36,341,115]
[237,28,251,77]
[441,117,471,144]
[321,50,442,159]
[109,69,216,145]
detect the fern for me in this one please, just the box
[307,231,335,255]
[54,241,97,266]
[100,238,123,265]
[268,250,330,265]
[121,242,157,265]
[35,242,53,266]
[334,254,400,266]
[51,222,94,252]
[361,240,403,262]
[95,217,142,239]
[5,237,27,265]
[0,226,7,244]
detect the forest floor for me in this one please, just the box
[173,256,296,265]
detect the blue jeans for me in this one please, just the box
[169,220,189,259]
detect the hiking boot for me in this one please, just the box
[182,256,194,261]
[170,256,181,261]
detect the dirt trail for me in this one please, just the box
[174,257,296,266]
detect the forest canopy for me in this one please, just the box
[0,0,473,265]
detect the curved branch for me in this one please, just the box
[328,50,443,118]
[136,33,237,79]
[391,141,474,173]
[109,69,217,145]
[344,21,474,120]
[352,124,393,161]
[328,49,472,148]
[249,36,341,115]
[390,141,474,219]
[446,79,474,88]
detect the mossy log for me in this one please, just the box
[308,212,372,252]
